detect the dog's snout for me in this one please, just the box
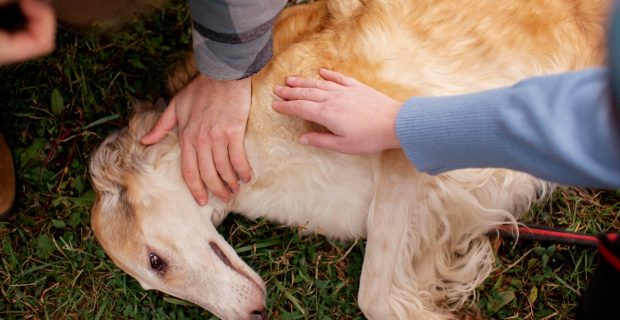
[250,309,267,320]
[209,240,267,297]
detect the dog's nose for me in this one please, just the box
[250,309,267,320]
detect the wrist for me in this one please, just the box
[384,100,403,151]
[199,73,251,89]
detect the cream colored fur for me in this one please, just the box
[89,0,609,319]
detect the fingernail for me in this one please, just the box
[198,198,207,206]
[243,174,252,183]
[231,184,240,194]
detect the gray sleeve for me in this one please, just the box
[395,68,620,188]
[188,0,287,80]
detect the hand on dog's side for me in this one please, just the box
[272,68,402,155]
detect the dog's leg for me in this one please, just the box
[358,183,409,320]
[357,154,420,319]
[358,153,452,320]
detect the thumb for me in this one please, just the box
[300,132,345,153]
[141,104,178,145]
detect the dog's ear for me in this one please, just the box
[89,130,129,195]
[90,107,180,203]
[89,109,153,195]
[127,106,164,142]
[90,109,172,191]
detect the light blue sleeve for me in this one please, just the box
[395,68,620,188]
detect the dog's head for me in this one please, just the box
[89,110,267,320]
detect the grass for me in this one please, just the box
[477,188,620,320]
[0,2,619,319]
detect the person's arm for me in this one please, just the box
[396,68,620,188]
[273,68,620,188]
[188,0,287,80]
[142,0,286,205]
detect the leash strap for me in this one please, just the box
[598,233,620,272]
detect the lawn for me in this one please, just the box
[1,1,619,319]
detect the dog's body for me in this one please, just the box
[89,0,609,319]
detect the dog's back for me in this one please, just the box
[90,0,609,319]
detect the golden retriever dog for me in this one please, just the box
[89,0,608,319]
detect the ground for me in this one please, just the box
[1,2,619,319]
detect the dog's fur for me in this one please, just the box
[89,0,609,319]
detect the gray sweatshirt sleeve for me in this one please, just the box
[188,0,287,80]
[395,68,620,188]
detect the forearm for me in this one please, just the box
[396,68,620,188]
[189,0,287,80]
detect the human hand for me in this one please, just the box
[141,74,252,205]
[272,68,402,154]
[0,0,56,65]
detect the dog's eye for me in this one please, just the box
[149,253,166,273]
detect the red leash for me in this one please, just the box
[496,224,618,247]
[496,224,620,271]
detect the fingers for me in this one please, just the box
[179,134,209,205]
[283,69,360,89]
[300,132,345,153]
[196,126,251,201]
[141,103,178,145]
[272,99,326,125]
[229,132,252,183]
[318,68,361,87]
[284,76,340,91]
[212,145,238,195]
[196,127,251,201]
[274,85,327,102]
[0,0,56,64]
[207,127,238,195]
[23,0,56,48]
[196,136,231,201]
